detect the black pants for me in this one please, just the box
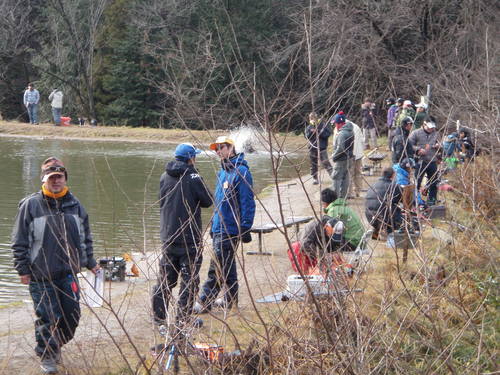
[200,233,240,308]
[415,161,438,204]
[152,247,202,323]
[366,207,402,235]
[309,148,333,180]
[29,275,80,359]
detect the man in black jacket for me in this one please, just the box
[305,112,333,184]
[365,168,402,239]
[152,143,213,327]
[391,116,414,164]
[11,157,99,374]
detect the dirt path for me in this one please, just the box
[0,168,379,375]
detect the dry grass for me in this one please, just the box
[0,120,306,151]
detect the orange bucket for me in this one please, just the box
[60,116,71,126]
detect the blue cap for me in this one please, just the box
[333,113,346,124]
[174,143,201,161]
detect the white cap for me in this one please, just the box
[416,103,428,109]
[403,100,412,106]
[424,120,436,129]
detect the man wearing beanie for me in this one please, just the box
[331,112,355,199]
[11,157,99,374]
[153,143,213,328]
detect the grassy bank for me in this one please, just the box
[0,121,305,150]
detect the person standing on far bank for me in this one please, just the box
[23,83,40,125]
[49,89,64,126]
[195,136,256,313]
[305,112,333,185]
[152,143,213,328]
[11,157,99,374]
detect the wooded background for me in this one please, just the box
[0,0,498,131]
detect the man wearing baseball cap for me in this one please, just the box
[153,143,213,328]
[194,135,255,313]
[395,99,416,128]
[408,116,440,206]
[11,157,99,374]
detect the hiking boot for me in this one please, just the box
[40,357,58,374]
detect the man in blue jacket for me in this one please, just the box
[196,136,256,312]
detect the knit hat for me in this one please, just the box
[41,157,67,182]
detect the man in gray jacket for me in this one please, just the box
[48,89,63,126]
[11,157,99,374]
[331,112,354,199]
[408,116,440,205]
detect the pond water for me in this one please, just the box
[0,136,307,304]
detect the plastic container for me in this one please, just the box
[287,274,327,296]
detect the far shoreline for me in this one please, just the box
[0,121,305,150]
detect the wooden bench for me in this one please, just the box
[247,216,314,255]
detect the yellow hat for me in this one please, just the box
[209,136,235,151]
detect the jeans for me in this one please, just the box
[29,275,80,359]
[415,161,438,204]
[152,247,202,323]
[332,158,351,199]
[27,103,39,124]
[309,148,333,180]
[200,233,239,308]
[52,107,62,126]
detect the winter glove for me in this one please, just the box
[241,231,252,244]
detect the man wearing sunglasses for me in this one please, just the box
[195,136,256,313]
[11,157,99,374]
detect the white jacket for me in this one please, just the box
[332,120,364,160]
[49,90,63,109]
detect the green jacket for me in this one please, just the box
[325,198,364,247]
[395,108,416,128]
[413,111,426,129]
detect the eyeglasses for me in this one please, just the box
[43,166,66,173]
[216,144,228,151]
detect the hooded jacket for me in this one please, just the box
[332,122,354,162]
[365,176,402,214]
[324,199,364,247]
[391,126,413,164]
[305,120,331,151]
[159,160,213,249]
[11,190,96,281]
[393,163,410,186]
[211,153,256,236]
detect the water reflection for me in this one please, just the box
[0,137,307,304]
